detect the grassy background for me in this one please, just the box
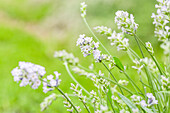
[0,0,163,112]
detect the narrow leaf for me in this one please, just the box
[118,93,137,109]
[113,57,124,71]
[141,107,154,113]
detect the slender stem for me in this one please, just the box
[64,62,90,95]
[57,88,79,113]
[82,100,91,113]
[122,71,144,96]
[78,64,133,94]
[135,34,165,76]
[134,34,145,58]
[102,62,124,95]
[83,18,111,56]
[103,87,115,113]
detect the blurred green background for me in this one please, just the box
[0,0,163,113]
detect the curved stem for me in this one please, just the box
[102,62,124,95]
[78,64,133,95]
[83,18,111,56]
[64,62,90,96]
[103,87,115,113]
[57,88,79,113]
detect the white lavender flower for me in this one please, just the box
[54,50,79,65]
[80,2,87,18]
[43,71,61,93]
[132,59,144,74]
[115,11,138,35]
[146,93,158,107]
[70,84,87,104]
[76,34,101,62]
[118,80,129,86]
[40,93,57,111]
[151,0,170,45]
[160,41,170,55]
[131,95,142,105]
[94,26,112,36]
[11,62,46,89]
[108,31,129,51]
[161,75,170,90]
[142,57,159,74]
[146,42,154,55]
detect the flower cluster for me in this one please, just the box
[132,59,144,74]
[76,34,101,61]
[108,31,129,51]
[145,42,154,55]
[43,71,61,93]
[70,84,88,106]
[63,94,81,112]
[161,75,170,91]
[142,57,158,74]
[11,62,46,89]
[151,0,170,42]
[80,2,87,18]
[94,26,112,36]
[160,40,170,55]
[54,50,79,65]
[115,11,138,35]
[40,93,57,111]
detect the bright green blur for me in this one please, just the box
[0,0,163,113]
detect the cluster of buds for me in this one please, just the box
[54,50,79,65]
[145,42,154,55]
[118,80,129,86]
[63,94,81,112]
[131,95,142,105]
[132,59,144,74]
[140,93,158,107]
[70,84,87,104]
[151,0,170,42]
[142,57,159,74]
[161,75,170,91]
[160,41,170,55]
[11,62,46,89]
[94,26,112,36]
[115,11,138,35]
[76,34,101,62]
[90,90,100,110]
[108,31,129,51]
[40,93,57,111]
[43,71,61,93]
[80,2,87,18]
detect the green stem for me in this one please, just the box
[64,62,90,95]
[104,87,115,113]
[83,18,111,56]
[102,62,124,95]
[57,88,79,113]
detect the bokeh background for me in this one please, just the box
[0,0,163,113]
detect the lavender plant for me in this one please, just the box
[11,0,170,113]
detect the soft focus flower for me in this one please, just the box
[80,2,87,18]
[43,71,61,93]
[161,75,170,91]
[132,59,144,74]
[40,93,57,111]
[145,42,154,55]
[76,34,101,62]
[115,11,138,35]
[118,80,129,86]
[108,31,129,51]
[146,93,158,107]
[94,26,112,36]
[54,50,79,65]
[11,62,46,89]
[160,41,170,55]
